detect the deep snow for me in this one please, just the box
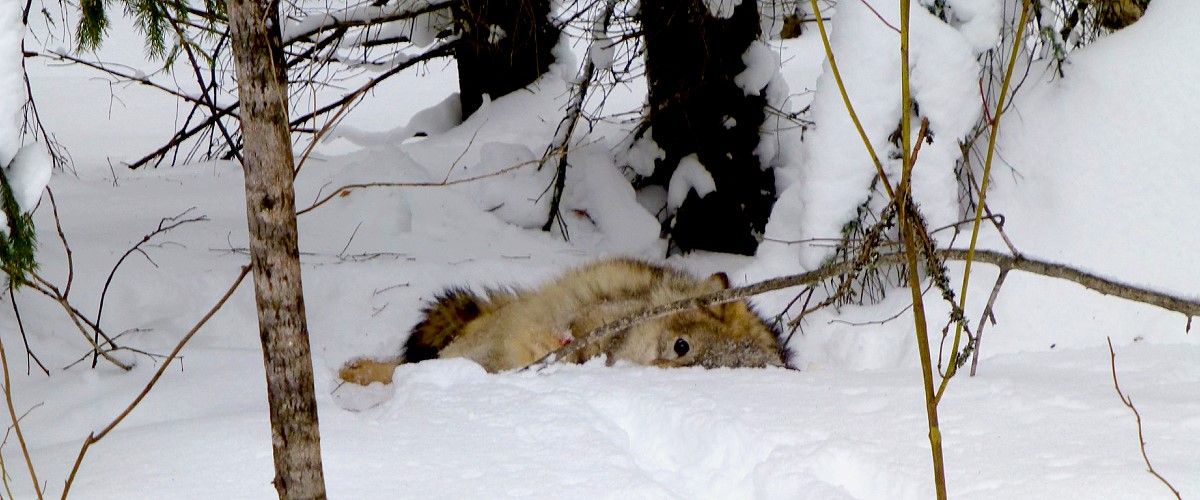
[5,0,1199,498]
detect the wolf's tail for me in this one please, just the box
[403,287,486,363]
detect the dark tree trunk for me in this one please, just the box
[225,0,327,497]
[640,0,776,255]
[454,0,560,118]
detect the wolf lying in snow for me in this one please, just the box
[339,258,790,384]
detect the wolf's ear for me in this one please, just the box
[707,298,752,321]
[703,272,731,292]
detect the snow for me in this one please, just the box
[666,154,717,211]
[6,143,53,211]
[588,35,616,71]
[620,129,666,178]
[735,41,778,97]
[8,0,1200,498]
[0,2,23,167]
[704,0,742,19]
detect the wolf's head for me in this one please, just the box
[606,272,790,369]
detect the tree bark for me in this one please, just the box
[224,0,327,498]
[640,0,775,255]
[454,0,559,118]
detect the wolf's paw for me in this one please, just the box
[338,358,400,385]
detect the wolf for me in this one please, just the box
[339,258,790,384]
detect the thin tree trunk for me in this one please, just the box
[224,0,327,498]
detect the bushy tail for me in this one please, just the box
[403,287,486,363]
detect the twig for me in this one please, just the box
[1106,337,1182,499]
[42,51,221,112]
[94,209,208,367]
[27,275,131,371]
[45,188,73,297]
[969,268,1008,376]
[60,266,250,500]
[8,283,49,376]
[285,44,454,134]
[165,16,242,164]
[1,294,43,499]
[127,102,241,170]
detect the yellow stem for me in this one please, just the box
[935,0,1032,403]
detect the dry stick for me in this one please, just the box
[1106,337,1182,500]
[93,209,208,367]
[968,267,1007,377]
[936,0,1032,404]
[60,266,250,500]
[0,299,43,499]
[8,283,49,376]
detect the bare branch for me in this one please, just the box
[0,290,43,500]
[28,274,131,371]
[94,209,208,367]
[61,266,250,500]
[968,268,1008,376]
[8,283,49,376]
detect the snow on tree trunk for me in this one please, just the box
[454,0,560,118]
[224,0,328,497]
[639,0,776,255]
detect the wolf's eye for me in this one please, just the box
[673,338,690,357]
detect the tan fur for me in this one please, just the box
[339,259,789,384]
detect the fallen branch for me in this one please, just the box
[524,248,1200,370]
[60,266,250,500]
[1106,337,1181,499]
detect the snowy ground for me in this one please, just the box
[6,0,1200,498]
